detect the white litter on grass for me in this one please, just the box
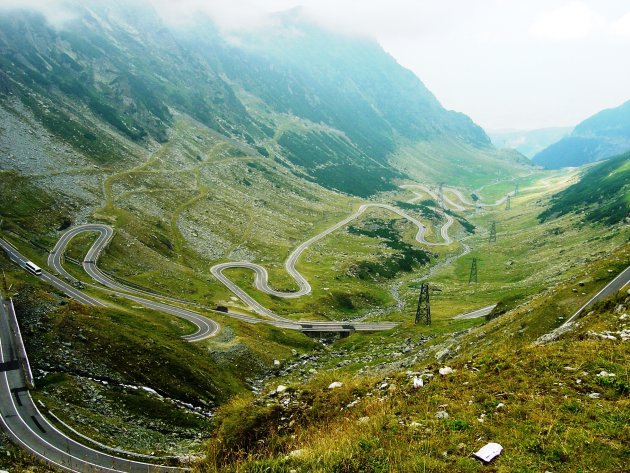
[328,381,343,389]
[473,442,503,463]
[413,376,424,389]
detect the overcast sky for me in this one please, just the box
[4,0,630,131]
[150,0,630,131]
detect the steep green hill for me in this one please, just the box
[533,100,630,169]
[539,152,630,225]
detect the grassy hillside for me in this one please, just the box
[539,152,630,225]
[0,250,321,458]
[2,5,629,471]
[198,242,630,472]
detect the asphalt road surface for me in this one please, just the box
[0,296,186,473]
[0,237,102,307]
[564,265,630,325]
[452,304,497,320]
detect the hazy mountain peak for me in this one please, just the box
[533,99,630,168]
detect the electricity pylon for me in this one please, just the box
[489,222,497,243]
[469,258,478,284]
[415,283,431,325]
[505,194,511,210]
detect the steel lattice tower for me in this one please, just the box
[437,183,445,209]
[489,222,497,243]
[469,258,478,284]
[505,194,511,210]
[415,283,431,325]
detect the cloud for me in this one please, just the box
[0,0,77,27]
[530,2,604,40]
[610,11,630,38]
[147,0,275,31]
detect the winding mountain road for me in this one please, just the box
[48,225,220,342]
[3,180,510,339]
[0,183,522,470]
[0,296,186,473]
[44,224,400,333]
[402,183,515,210]
[210,202,455,317]
[0,237,102,308]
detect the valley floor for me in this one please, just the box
[1,157,629,472]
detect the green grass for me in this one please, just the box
[0,170,74,238]
[413,172,629,319]
[198,242,630,472]
[540,152,630,225]
[391,138,532,190]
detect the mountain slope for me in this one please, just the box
[539,151,630,225]
[533,100,630,169]
[0,2,529,197]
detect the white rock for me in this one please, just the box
[328,381,343,389]
[588,392,600,399]
[439,366,454,375]
[413,376,424,389]
[435,410,449,419]
[273,359,280,366]
[276,385,288,393]
[597,371,616,378]
[496,402,505,410]
[435,347,451,361]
